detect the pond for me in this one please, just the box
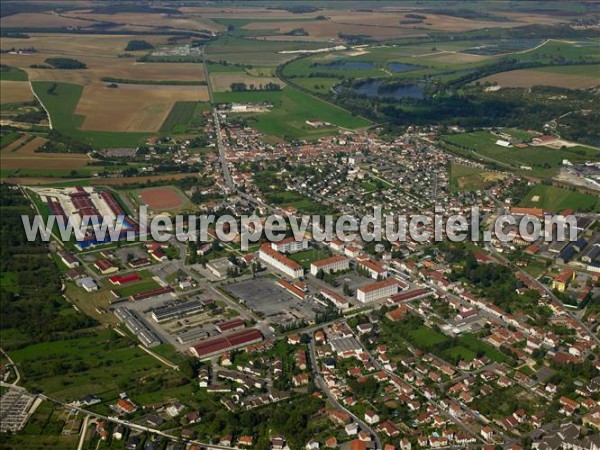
[314,60,375,70]
[337,80,425,100]
[388,62,421,73]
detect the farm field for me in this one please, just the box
[407,325,508,363]
[519,184,600,212]
[6,172,198,187]
[213,86,370,139]
[441,131,599,179]
[242,19,428,41]
[159,101,198,133]
[209,72,284,92]
[60,10,221,33]
[31,81,207,146]
[76,83,208,132]
[205,37,326,66]
[31,81,144,147]
[0,12,91,29]
[1,33,208,146]
[478,65,600,89]
[1,80,34,104]
[0,33,170,58]
[1,134,34,153]
[267,189,332,215]
[0,146,91,173]
[0,66,28,81]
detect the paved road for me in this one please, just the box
[345,325,488,446]
[307,337,382,449]
[76,414,90,450]
[0,348,20,385]
[34,392,240,450]
[487,241,600,347]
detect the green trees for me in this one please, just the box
[125,40,154,51]
[45,58,87,69]
[0,185,97,348]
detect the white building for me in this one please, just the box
[271,236,309,254]
[259,244,303,279]
[344,245,361,258]
[358,259,388,279]
[206,258,235,279]
[76,277,98,292]
[364,410,380,425]
[310,255,350,276]
[58,251,79,269]
[320,288,349,310]
[357,278,400,303]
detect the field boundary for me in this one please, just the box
[29,80,52,129]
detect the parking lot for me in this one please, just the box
[225,277,319,326]
[335,271,372,295]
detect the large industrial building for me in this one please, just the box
[114,307,161,347]
[151,301,204,323]
[189,328,263,359]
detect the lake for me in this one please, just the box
[338,80,425,100]
[315,61,375,70]
[388,62,421,73]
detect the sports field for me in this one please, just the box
[138,185,190,212]
[519,184,600,212]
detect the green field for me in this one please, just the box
[0,66,28,81]
[3,401,79,450]
[8,329,165,400]
[450,162,504,192]
[206,37,324,66]
[160,101,198,133]
[519,184,600,212]
[406,324,507,363]
[512,40,600,64]
[0,131,22,148]
[213,86,370,139]
[116,279,160,298]
[267,190,331,214]
[31,81,149,148]
[288,248,331,269]
[409,325,449,347]
[442,131,599,179]
[445,333,507,363]
[534,63,600,77]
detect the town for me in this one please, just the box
[2,106,599,450]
